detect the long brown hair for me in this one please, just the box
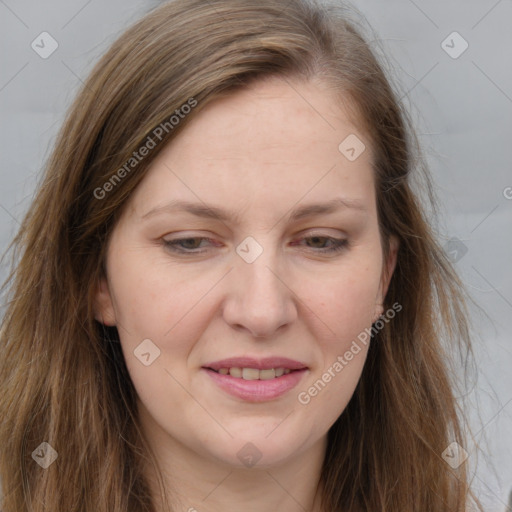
[0,0,482,510]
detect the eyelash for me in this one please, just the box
[163,235,349,255]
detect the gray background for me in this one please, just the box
[1,1,511,510]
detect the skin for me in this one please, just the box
[95,75,398,512]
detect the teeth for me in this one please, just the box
[229,367,242,378]
[259,369,275,380]
[242,368,260,380]
[216,367,293,380]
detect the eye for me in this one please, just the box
[163,237,218,254]
[291,235,349,254]
[162,234,349,256]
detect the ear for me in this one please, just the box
[374,235,399,321]
[93,275,117,326]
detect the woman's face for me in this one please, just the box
[95,76,397,469]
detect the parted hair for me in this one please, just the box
[0,0,481,510]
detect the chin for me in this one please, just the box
[203,428,311,470]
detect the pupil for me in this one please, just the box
[184,238,199,248]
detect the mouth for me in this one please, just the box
[202,357,308,402]
[208,367,294,380]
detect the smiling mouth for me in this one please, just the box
[208,367,294,380]
[203,363,308,401]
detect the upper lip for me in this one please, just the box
[203,357,308,371]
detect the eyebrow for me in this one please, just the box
[141,197,367,223]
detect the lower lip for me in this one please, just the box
[203,368,307,402]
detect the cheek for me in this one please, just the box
[109,250,214,342]
[294,270,376,427]
[110,257,215,425]
[292,256,380,410]
[107,254,234,422]
[298,346,368,413]
[297,260,382,341]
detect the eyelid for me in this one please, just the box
[162,232,350,256]
[290,234,349,254]
[162,229,346,243]
[163,235,220,252]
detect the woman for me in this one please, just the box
[0,0,482,510]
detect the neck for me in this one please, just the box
[140,410,327,512]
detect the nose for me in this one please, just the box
[222,248,298,339]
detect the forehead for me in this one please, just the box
[170,76,368,159]
[127,76,376,224]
